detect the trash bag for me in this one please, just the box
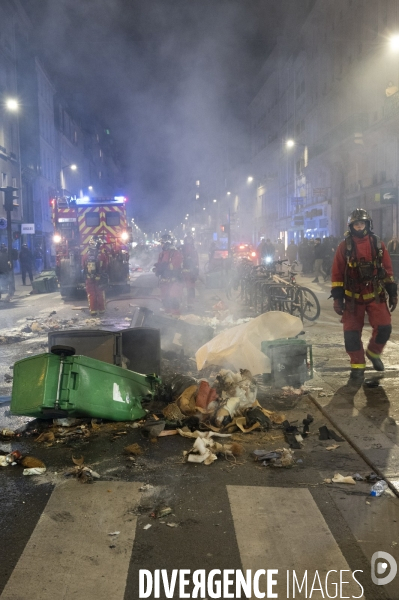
[245,407,272,430]
[196,312,303,375]
[170,374,199,398]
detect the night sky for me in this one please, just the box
[21,0,313,231]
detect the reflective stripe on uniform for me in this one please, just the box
[345,290,376,300]
[350,363,366,369]
[366,349,380,358]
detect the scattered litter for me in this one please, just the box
[64,457,100,483]
[326,444,340,451]
[124,443,143,455]
[1,428,16,437]
[139,484,154,491]
[23,467,47,476]
[162,403,185,421]
[370,481,388,497]
[352,473,364,481]
[108,531,120,536]
[143,524,152,530]
[141,420,166,438]
[35,431,55,443]
[166,522,179,528]
[319,425,344,442]
[21,456,46,468]
[281,386,304,396]
[156,507,172,518]
[253,447,295,468]
[366,472,380,482]
[332,473,356,485]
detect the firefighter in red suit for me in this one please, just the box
[84,236,108,316]
[181,234,199,310]
[154,235,183,315]
[331,208,397,382]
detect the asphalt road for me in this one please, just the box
[1,268,399,599]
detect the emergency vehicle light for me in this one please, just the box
[74,196,126,205]
[121,231,129,241]
[53,234,62,244]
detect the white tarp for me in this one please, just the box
[195,311,303,375]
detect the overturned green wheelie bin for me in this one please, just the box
[11,346,159,421]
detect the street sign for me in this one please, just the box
[0,217,7,229]
[21,223,35,234]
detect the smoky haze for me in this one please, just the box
[23,0,312,231]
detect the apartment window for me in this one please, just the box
[1,173,7,187]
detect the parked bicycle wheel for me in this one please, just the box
[295,286,320,321]
[226,273,244,301]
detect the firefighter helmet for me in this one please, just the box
[160,234,175,249]
[347,208,373,230]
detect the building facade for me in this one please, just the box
[250,0,399,246]
[1,0,124,266]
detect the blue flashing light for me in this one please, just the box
[75,196,125,206]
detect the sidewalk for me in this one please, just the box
[193,267,399,496]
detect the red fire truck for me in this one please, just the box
[51,195,131,297]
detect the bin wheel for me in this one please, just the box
[50,345,76,357]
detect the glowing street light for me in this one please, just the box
[213,199,217,203]
[286,139,295,148]
[389,34,399,52]
[60,164,78,195]
[5,98,19,111]
[247,176,254,183]
[227,191,231,196]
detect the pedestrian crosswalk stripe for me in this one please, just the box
[227,485,364,599]
[0,481,142,600]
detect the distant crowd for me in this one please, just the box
[257,234,399,282]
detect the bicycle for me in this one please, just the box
[254,260,320,321]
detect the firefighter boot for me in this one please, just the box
[366,350,384,371]
[348,368,365,385]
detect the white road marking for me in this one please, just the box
[227,485,364,598]
[1,481,142,600]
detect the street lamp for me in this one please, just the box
[60,164,78,196]
[5,98,19,112]
[389,34,399,52]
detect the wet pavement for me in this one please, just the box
[1,265,399,598]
